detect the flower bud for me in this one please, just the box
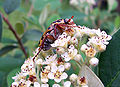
[82,85,88,87]
[89,57,99,66]
[64,63,71,70]
[74,54,83,62]
[12,82,19,87]
[81,44,88,52]
[69,74,78,82]
[34,82,40,87]
[71,37,78,44]
[53,84,60,87]
[64,81,71,87]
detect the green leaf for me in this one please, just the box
[0,72,7,87]
[7,68,20,87]
[33,0,61,10]
[23,16,42,29]
[79,65,104,87]
[22,29,42,41]
[15,22,24,35]
[1,38,17,44]
[66,60,80,76]
[114,16,120,29]
[99,29,120,86]
[46,14,61,27]
[0,45,18,56]
[39,4,50,25]
[0,57,24,72]
[3,0,21,14]
[0,14,2,42]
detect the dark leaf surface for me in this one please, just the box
[22,29,42,41]
[99,29,120,86]
[0,45,17,56]
[3,0,21,14]
[0,57,24,72]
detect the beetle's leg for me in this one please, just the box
[33,47,42,62]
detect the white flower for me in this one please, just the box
[34,82,40,87]
[68,44,75,49]
[40,69,49,83]
[48,65,68,83]
[69,74,78,82]
[74,27,83,38]
[56,47,65,54]
[89,57,99,66]
[61,52,71,62]
[12,82,19,87]
[64,63,71,70]
[64,81,71,87]
[36,58,43,65]
[51,33,71,48]
[52,84,60,87]
[21,58,35,76]
[88,36,108,51]
[43,54,57,65]
[41,84,49,87]
[61,46,78,61]
[12,72,25,81]
[85,47,96,58]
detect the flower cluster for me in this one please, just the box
[11,19,111,87]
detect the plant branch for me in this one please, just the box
[0,12,28,58]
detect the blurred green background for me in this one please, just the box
[0,0,120,87]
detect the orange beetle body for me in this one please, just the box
[33,16,75,61]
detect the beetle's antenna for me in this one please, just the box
[33,47,42,62]
[67,16,74,23]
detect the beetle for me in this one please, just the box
[33,16,75,61]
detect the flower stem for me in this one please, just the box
[0,12,27,58]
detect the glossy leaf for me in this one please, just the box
[0,57,24,72]
[3,0,21,14]
[114,16,120,29]
[0,45,17,56]
[46,14,61,27]
[99,29,120,86]
[0,14,2,42]
[22,29,42,41]
[79,65,104,87]
[15,22,24,35]
[33,0,61,10]
[7,68,21,87]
